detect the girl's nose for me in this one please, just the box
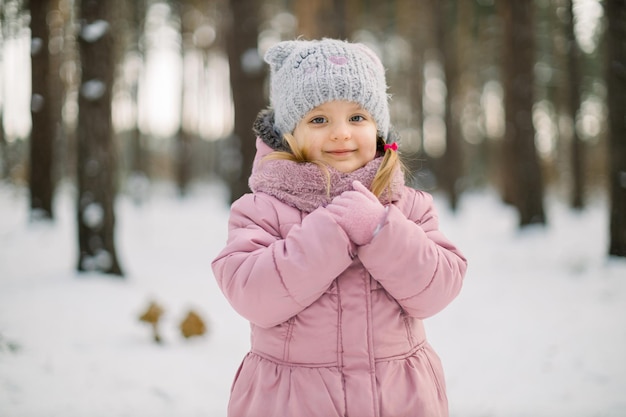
[331,121,350,140]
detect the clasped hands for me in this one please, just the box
[326,181,387,246]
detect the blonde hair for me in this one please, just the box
[263,134,405,199]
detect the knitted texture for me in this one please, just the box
[264,39,390,140]
[249,156,405,213]
[326,180,387,246]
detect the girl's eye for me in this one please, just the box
[350,115,366,122]
[310,116,326,124]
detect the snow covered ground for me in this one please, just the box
[1,181,625,417]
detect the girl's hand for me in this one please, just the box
[326,181,387,245]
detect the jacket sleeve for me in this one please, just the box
[357,189,467,319]
[211,192,354,328]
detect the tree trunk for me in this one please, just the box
[173,0,193,197]
[128,0,149,185]
[29,0,55,219]
[396,0,427,159]
[0,105,6,180]
[606,0,626,257]
[565,0,585,209]
[225,0,266,203]
[436,0,463,211]
[499,0,546,227]
[76,0,123,276]
[295,0,347,39]
[175,127,194,196]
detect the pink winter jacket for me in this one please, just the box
[212,140,467,417]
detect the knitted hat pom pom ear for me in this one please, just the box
[264,40,299,71]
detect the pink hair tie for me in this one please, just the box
[384,142,398,152]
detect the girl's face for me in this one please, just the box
[292,100,378,173]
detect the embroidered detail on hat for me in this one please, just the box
[329,55,348,65]
[294,48,317,68]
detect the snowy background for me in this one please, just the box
[1,181,625,417]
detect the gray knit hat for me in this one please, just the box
[264,39,390,140]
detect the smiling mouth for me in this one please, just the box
[326,149,355,156]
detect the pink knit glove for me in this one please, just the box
[326,181,386,245]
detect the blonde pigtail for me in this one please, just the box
[371,147,405,201]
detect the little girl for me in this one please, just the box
[212,38,467,417]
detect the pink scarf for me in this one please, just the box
[249,156,405,213]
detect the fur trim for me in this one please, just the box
[252,108,291,152]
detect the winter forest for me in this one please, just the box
[1,0,626,416]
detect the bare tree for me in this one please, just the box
[564,0,585,209]
[0,2,7,180]
[76,0,123,275]
[173,0,195,197]
[29,0,55,219]
[225,0,266,202]
[0,104,5,179]
[499,1,546,227]
[436,0,463,211]
[294,0,347,39]
[48,0,70,181]
[398,0,427,135]
[127,0,148,184]
[0,55,5,179]
[606,0,626,257]
[395,0,431,178]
